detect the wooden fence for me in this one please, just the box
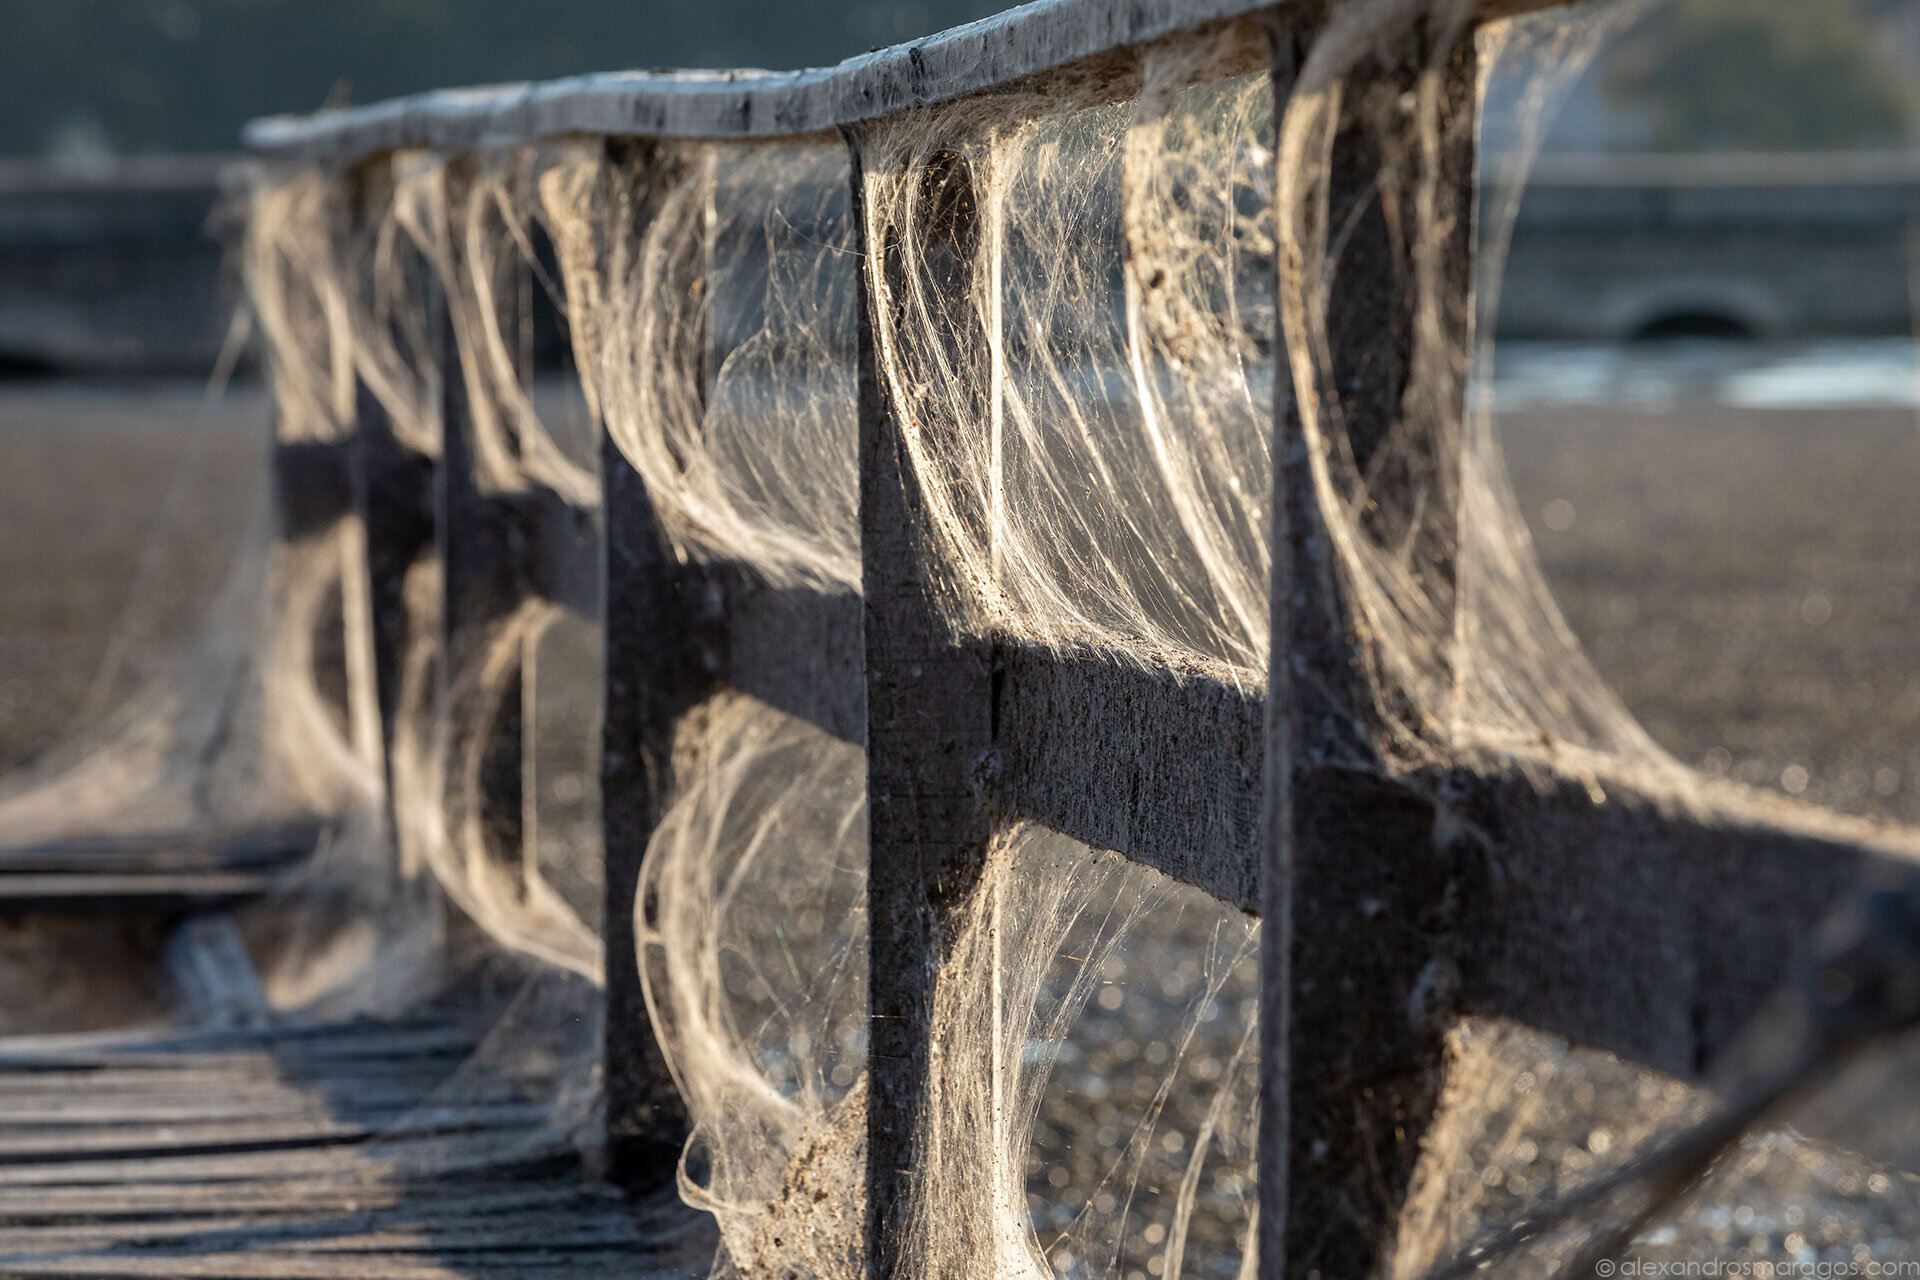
[249,0,1920,1275]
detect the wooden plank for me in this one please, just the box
[0,1024,477,1067]
[0,1104,549,1165]
[0,1128,578,1186]
[699,566,1920,1073]
[989,643,1261,912]
[242,0,1574,161]
[0,826,315,913]
[0,1255,655,1279]
[0,1014,460,1057]
[0,874,277,914]
[437,231,535,910]
[1435,760,1920,1080]
[598,141,707,1195]
[0,826,317,875]
[1262,25,1480,1280]
[852,137,1000,1280]
[0,1089,498,1126]
[0,1216,643,1256]
[714,574,1261,906]
[717,563,864,746]
[0,1074,445,1105]
[0,1180,598,1222]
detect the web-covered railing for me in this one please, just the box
[242,0,1920,1276]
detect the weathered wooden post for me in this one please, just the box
[270,432,360,731]
[599,141,709,1194]
[432,163,597,953]
[266,169,373,782]
[343,175,438,841]
[1263,20,1481,1280]
[436,208,536,903]
[851,138,998,1280]
[351,372,436,836]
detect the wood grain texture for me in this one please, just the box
[1263,28,1481,1279]
[0,827,315,874]
[1438,760,1920,1079]
[853,138,996,1280]
[598,141,709,1196]
[0,1012,700,1277]
[990,643,1261,912]
[0,826,315,916]
[436,262,536,922]
[718,564,865,746]
[666,563,1920,1075]
[714,577,1262,909]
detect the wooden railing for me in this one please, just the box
[247,1,1920,1276]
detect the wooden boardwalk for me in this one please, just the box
[0,1014,698,1278]
[0,827,317,915]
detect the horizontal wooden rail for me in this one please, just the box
[272,439,356,541]
[242,0,1571,161]
[714,563,865,745]
[705,559,1920,1049]
[992,645,1265,910]
[0,822,321,916]
[1438,763,1920,1077]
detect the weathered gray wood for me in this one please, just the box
[0,1077,663,1279]
[598,141,709,1195]
[0,873,279,914]
[1433,763,1920,1079]
[0,1180,600,1221]
[436,219,538,953]
[242,0,1573,161]
[0,1126,571,1187]
[273,439,356,543]
[1263,25,1481,1280]
[0,825,314,911]
[852,136,1000,1280]
[990,644,1262,911]
[1257,35,1297,1275]
[700,565,1920,1054]
[0,1088,506,1125]
[713,576,1261,906]
[0,1105,550,1164]
[716,564,864,745]
[0,827,317,875]
[0,1221,639,1258]
[0,1256,651,1279]
[0,1020,473,1062]
[350,366,437,823]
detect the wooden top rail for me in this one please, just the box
[240,0,1569,163]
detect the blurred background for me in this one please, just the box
[1,0,1916,373]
